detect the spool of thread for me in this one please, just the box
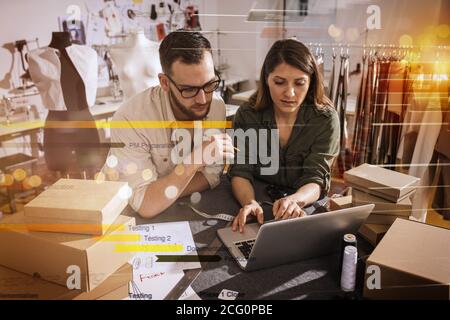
[340,245,358,292]
[339,233,357,275]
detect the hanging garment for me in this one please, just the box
[328,52,337,100]
[386,61,408,115]
[370,60,391,164]
[359,58,377,164]
[332,56,343,108]
[27,45,98,110]
[432,100,450,219]
[435,101,450,159]
[380,112,401,165]
[333,55,351,175]
[366,58,382,163]
[150,4,157,20]
[315,49,325,79]
[351,54,416,168]
[398,79,443,222]
[374,61,408,166]
[389,63,413,164]
[352,55,368,166]
[102,1,123,36]
[432,153,450,220]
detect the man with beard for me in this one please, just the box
[104,30,234,218]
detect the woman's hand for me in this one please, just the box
[232,200,264,233]
[272,197,306,220]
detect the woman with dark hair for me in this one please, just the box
[230,39,340,232]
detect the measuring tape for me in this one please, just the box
[178,202,235,222]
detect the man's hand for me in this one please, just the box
[272,197,306,220]
[188,133,235,168]
[232,200,264,233]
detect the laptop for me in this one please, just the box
[217,204,374,271]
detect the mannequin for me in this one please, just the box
[27,32,102,177]
[110,29,162,99]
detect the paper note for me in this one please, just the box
[128,221,201,274]
[179,285,202,300]
[128,271,185,300]
[218,289,239,300]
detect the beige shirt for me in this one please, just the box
[103,86,226,212]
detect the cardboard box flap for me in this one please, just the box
[368,219,450,285]
[344,164,420,198]
[24,179,128,222]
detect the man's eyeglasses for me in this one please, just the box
[165,74,221,98]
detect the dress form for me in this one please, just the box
[110,30,162,99]
[43,32,101,177]
[48,32,88,110]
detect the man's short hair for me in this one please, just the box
[159,29,212,75]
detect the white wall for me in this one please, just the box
[0,0,88,97]
[207,0,447,87]
[0,0,212,92]
[0,0,218,157]
[213,0,271,84]
[0,0,446,158]
[0,0,447,98]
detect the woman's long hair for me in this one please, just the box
[254,39,332,110]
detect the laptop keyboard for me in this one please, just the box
[234,239,256,259]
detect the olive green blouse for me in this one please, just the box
[229,102,340,195]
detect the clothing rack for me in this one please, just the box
[306,42,450,51]
[313,40,449,178]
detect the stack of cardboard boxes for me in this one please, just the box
[0,179,135,300]
[344,164,420,246]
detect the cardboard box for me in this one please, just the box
[60,263,132,300]
[344,164,419,202]
[358,223,390,246]
[0,211,135,292]
[365,215,408,225]
[0,263,132,300]
[97,284,130,300]
[24,179,129,235]
[349,184,415,203]
[364,219,450,300]
[329,195,353,211]
[0,265,72,300]
[352,189,412,217]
